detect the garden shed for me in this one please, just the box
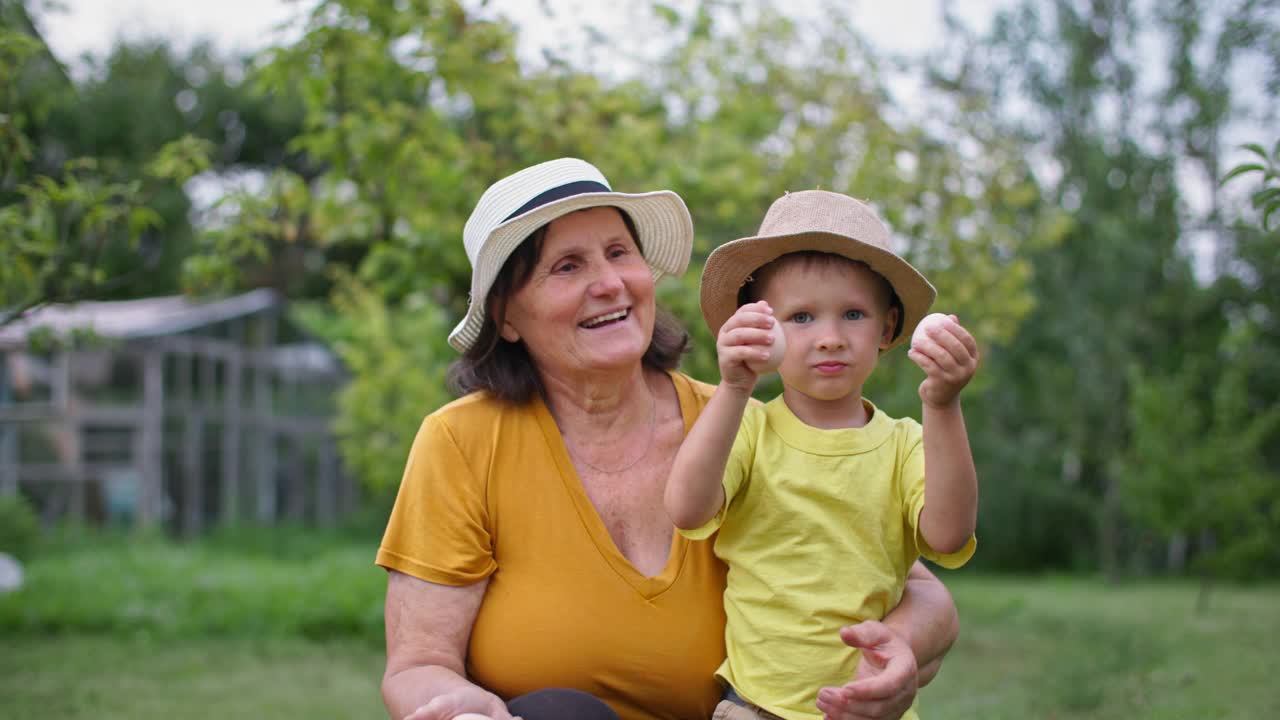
[0,290,355,534]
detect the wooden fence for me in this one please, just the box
[0,333,355,534]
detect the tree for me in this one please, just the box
[194,0,1056,496]
[937,0,1280,575]
[2,0,306,323]
[1122,354,1280,605]
[42,38,307,300]
[0,17,170,326]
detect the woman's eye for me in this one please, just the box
[845,310,865,320]
[791,312,813,324]
[553,261,577,273]
[609,245,631,259]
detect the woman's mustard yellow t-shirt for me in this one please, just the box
[376,371,727,720]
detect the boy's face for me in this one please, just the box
[758,257,899,413]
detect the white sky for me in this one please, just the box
[39,0,300,60]
[38,0,995,68]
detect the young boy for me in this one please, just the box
[665,190,979,720]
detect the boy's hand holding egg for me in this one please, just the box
[745,317,787,376]
[717,301,787,393]
[908,312,979,408]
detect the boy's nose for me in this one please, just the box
[816,330,845,351]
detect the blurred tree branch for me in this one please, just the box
[1223,141,1280,232]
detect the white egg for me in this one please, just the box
[745,324,788,375]
[911,313,951,349]
[451,714,492,720]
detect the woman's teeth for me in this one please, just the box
[581,309,628,328]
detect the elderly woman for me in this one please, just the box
[377,159,959,720]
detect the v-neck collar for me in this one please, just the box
[532,370,698,600]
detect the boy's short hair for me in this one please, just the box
[737,251,905,336]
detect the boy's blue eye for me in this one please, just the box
[791,312,813,324]
[845,310,865,320]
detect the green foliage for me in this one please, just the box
[0,29,39,178]
[2,3,309,310]
[0,15,254,321]
[1121,352,1280,581]
[941,0,1280,577]
[328,279,456,496]
[0,158,160,320]
[145,134,215,184]
[47,37,307,298]
[0,134,223,324]
[0,526,384,641]
[1223,140,1280,232]
[55,40,303,171]
[181,168,312,294]
[0,492,39,560]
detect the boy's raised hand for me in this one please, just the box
[906,313,979,409]
[717,301,786,393]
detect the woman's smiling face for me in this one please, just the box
[500,206,656,379]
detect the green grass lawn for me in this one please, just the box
[920,574,1280,719]
[2,531,1278,719]
[0,634,385,719]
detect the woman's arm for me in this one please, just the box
[815,562,958,719]
[382,571,515,720]
[884,561,959,686]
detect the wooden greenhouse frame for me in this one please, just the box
[0,290,356,534]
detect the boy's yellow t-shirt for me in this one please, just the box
[376,371,728,720]
[684,396,976,720]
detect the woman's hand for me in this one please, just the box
[403,685,517,720]
[717,301,785,393]
[814,622,919,720]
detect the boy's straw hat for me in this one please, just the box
[700,190,936,350]
[449,158,694,352]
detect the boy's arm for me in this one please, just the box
[919,400,978,554]
[907,314,980,555]
[665,383,752,529]
[664,301,782,530]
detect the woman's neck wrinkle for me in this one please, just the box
[540,367,650,432]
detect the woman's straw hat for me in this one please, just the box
[700,190,936,350]
[449,158,694,352]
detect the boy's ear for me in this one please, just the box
[880,305,901,350]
